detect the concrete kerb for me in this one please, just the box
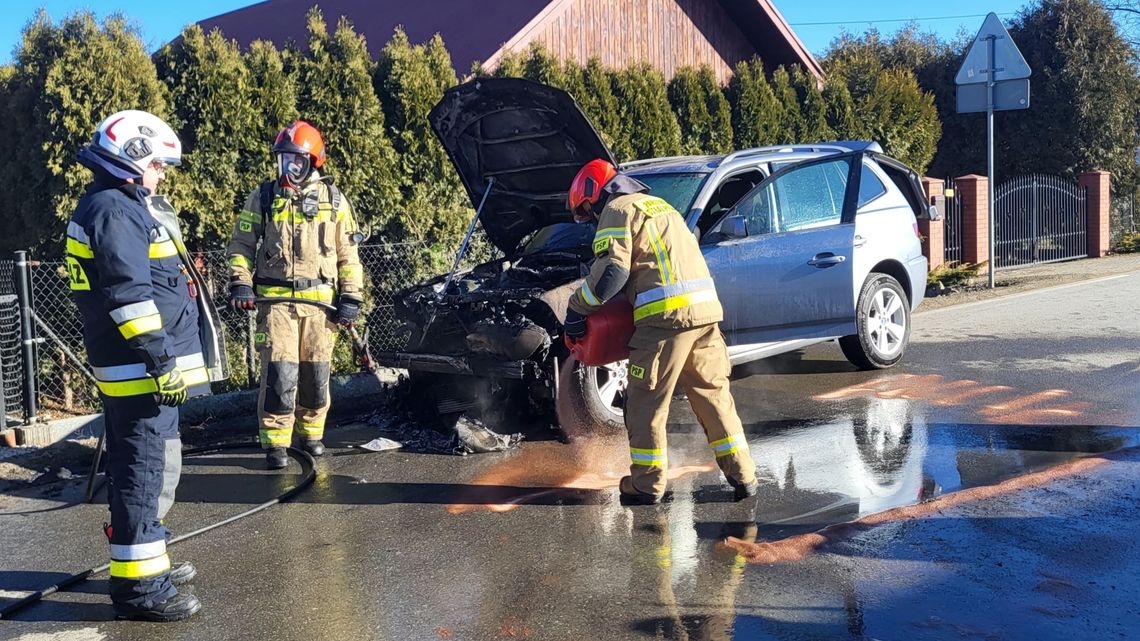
[8,366,403,450]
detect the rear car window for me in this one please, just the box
[858,163,888,208]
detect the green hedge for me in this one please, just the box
[0,10,944,257]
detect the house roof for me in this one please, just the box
[197,0,822,80]
[198,0,552,74]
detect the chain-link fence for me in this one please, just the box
[0,256,23,428]
[1,233,499,421]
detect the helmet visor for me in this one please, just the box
[277,152,311,183]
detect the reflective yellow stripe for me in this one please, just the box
[583,281,601,307]
[338,265,363,280]
[96,366,208,397]
[255,285,335,304]
[711,434,746,458]
[109,554,170,579]
[260,428,292,446]
[632,289,717,322]
[630,447,666,467]
[66,237,95,259]
[645,220,674,285]
[149,240,178,259]
[229,254,254,270]
[237,210,260,225]
[295,420,325,438]
[118,314,163,340]
[594,227,630,240]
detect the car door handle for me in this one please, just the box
[808,253,846,267]
[853,234,867,248]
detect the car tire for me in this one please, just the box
[555,354,627,438]
[840,273,911,370]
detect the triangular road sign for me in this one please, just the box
[955,13,1031,85]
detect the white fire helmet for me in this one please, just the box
[79,110,182,179]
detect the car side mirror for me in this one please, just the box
[718,214,747,239]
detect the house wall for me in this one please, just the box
[527,0,758,83]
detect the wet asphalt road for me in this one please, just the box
[1,271,1139,640]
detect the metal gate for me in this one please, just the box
[994,174,1087,269]
[943,178,964,264]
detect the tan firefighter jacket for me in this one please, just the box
[226,173,364,311]
[568,191,723,331]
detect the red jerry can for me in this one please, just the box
[564,298,635,366]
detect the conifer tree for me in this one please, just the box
[155,25,259,246]
[297,8,400,230]
[612,63,681,161]
[726,58,783,149]
[0,11,168,253]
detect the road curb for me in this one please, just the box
[915,271,1135,316]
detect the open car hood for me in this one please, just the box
[429,77,615,255]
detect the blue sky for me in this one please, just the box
[2,0,1030,64]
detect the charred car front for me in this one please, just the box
[380,78,621,432]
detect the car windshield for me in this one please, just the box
[631,172,709,213]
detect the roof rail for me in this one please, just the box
[620,154,706,169]
[720,141,883,165]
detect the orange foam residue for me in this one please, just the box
[720,453,1111,565]
[814,374,1087,424]
[446,436,715,514]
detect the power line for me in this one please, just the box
[789,12,1017,27]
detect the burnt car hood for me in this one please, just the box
[429,77,615,256]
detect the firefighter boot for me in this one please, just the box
[301,439,325,457]
[731,479,760,501]
[169,562,197,586]
[113,591,202,622]
[266,447,288,470]
[618,476,669,506]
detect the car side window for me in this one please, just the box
[735,157,852,236]
[858,162,888,208]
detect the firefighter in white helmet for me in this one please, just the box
[68,110,207,621]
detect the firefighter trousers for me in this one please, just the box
[623,323,756,496]
[103,394,181,608]
[256,303,337,448]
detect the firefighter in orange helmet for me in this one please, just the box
[565,159,758,504]
[226,121,365,469]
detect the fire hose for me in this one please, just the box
[0,442,316,620]
[0,298,371,620]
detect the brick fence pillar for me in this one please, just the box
[919,177,945,269]
[1078,171,1111,257]
[956,174,990,265]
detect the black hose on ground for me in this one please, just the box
[0,442,317,620]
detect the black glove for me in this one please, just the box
[334,297,361,327]
[153,367,188,407]
[564,309,587,340]
[228,283,256,311]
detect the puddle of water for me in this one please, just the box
[440,396,1139,545]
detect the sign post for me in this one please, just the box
[955,12,1031,288]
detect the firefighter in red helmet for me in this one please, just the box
[565,159,758,504]
[226,121,365,469]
